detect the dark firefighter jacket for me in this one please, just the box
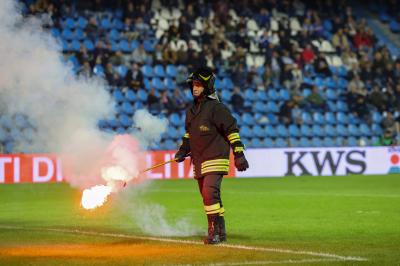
[177,97,245,179]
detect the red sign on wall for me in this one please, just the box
[0,154,63,184]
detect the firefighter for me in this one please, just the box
[174,67,249,244]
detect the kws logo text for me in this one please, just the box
[285,150,366,176]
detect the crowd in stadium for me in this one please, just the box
[1,0,399,153]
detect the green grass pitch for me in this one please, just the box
[0,174,399,265]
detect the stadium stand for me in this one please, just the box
[1,0,399,152]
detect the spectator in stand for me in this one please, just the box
[169,89,187,112]
[86,16,99,40]
[381,112,396,133]
[131,43,150,64]
[147,88,161,113]
[368,85,386,112]
[79,61,92,78]
[278,100,295,125]
[301,44,315,65]
[230,86,246,113]
[332,28,350,53]
[374,128,398,146]
[306,85,326,111]
[314,54,331,76]
[125,62,143,90]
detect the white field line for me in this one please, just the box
[0,225,367,262]
[205,258,346,265]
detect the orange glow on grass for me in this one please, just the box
[81,185,112,210]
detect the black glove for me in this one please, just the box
[234,154,249,171]
[174,151,187,163]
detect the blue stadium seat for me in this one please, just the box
[312,125,324,137]
[254,101,266,113]
[348,124,361,137]
[164,78,175,91]
[98,119,109,129]
[141,65,153,78]
[170,113,181,127]
[62,28,74,40]
[325,112,336,124]
[137,89,148,102]
[275,138,287,148]
[125,90,136,102]
[360,124,372,137]
[116,127,126,134]
[325,89,337,100]
[311,138,323,147]
[152,77,165,90]
[327,101,337,112]
[242,113,254,126]
[51,28,60,38]
[121,102,134,115]
[119,40,131,52]
[266,101,279,113]
[4,141,14,153]
[240,126,252,138]
[93,64,104,76]
[214,78,222,90]
[167,127,179,139]
[221,90,231,102]
[276,124,288,137]
[336,101,348,112]
[263,138,274,148]
[113,90,124,103]
[83,39,94,51]
[222,77,234,90]
[251,138,263,148]
[154,65,166,77]
[299,137,311,147]
[256,90,268,101]
[288,124,301,137]
[166,64,177,77]
[77,17,87,28]
[118,114,132,127]
[253,125,265,138]
[335,137,344,146]
[302,88,312,98]
[0,127,10,142]
[371,124,383,136]
[163,139,176,150]
[336,124,348,136]
[324,124,337,137]
[337,78,348,89]
[347,137,358,147]
[267,114,278,124]
[279,89,290,101]
[64,17,75,28]
[300,125,312,137]
[336,112,349,124]
[131,40,139,50]
[289,137,300,147]
[301,112,313,125]
[313,112,325,124]
[263,126,277,139]
[70,40,81,51]
[372,111,382,123]
[143,39,155,52]
[74,28,85,40]
[244,89,256,101]
[14,114,28,129]
[323,137,335,147]
[268,89,280,101]
[101,18,112,29]
[108,119,119,128]
[116,65,128,77]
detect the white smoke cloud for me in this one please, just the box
[116,185,203,237]
[0,0,191,236]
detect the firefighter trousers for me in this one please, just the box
[197,174,225,216]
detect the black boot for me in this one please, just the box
[204,214,220,244]
[218,216,226,242]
